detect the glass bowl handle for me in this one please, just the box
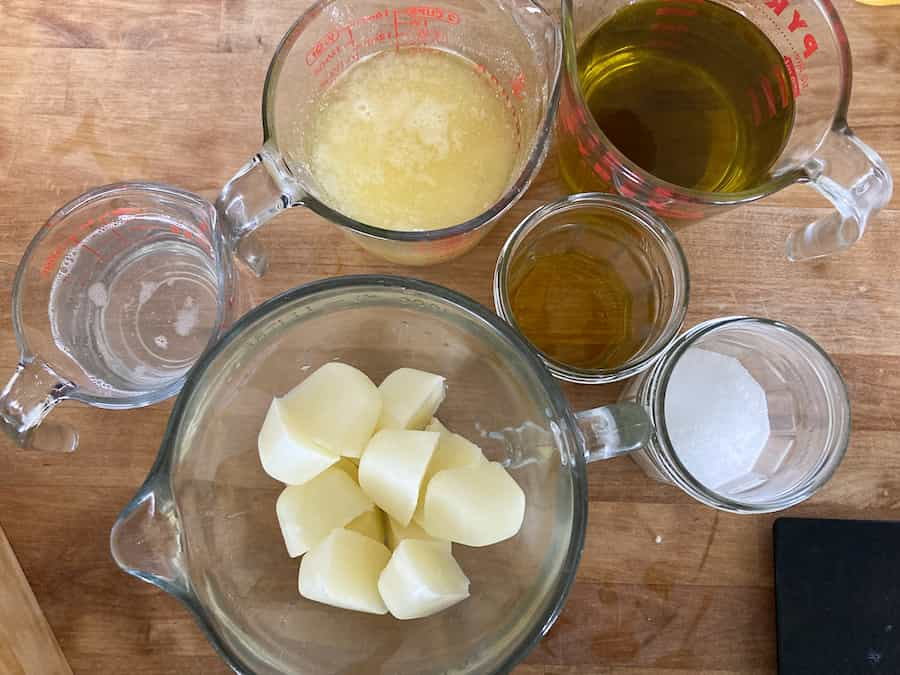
[576,402,652,461]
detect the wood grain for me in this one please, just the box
[0,523,71,675]
[0,0,898,673]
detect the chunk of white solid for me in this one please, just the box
[378,368,446,430]
[346,508,386,543]
[421,462,525,547]
[386,515,447,551]
[423,418,487,481]
[378,539,470,619]
[412,418,487,525]
[359,430,439,526]
[334,456,360,483]
[258,397,340,485]
[276,467,373,557]
[299,529,391,615]
[281,362,382,459]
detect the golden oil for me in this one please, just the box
[561,0,795,193]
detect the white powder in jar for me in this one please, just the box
[664,347,770,491]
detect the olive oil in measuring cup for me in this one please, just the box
[570,0,796,192]
[303,47,519,231]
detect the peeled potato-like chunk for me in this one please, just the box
[299,529,391,615]
[386,515,447,551]
[378,368,446,430]
[378,539,470,619]
[276,468,373,557]
[334,457,360,483]
[412,419,487,525]
[346,508,386,543]
[423,418,487,480]
[422,462,525,546]
[281,362,382,459]
[258,397,339,485]
[359,430,439,526]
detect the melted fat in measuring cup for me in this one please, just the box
[305,47,520,232]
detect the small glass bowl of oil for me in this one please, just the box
[493,193,689,384]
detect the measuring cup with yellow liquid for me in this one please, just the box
[1,184,253,453]
[217,0,561,270]
[558,0,892,261]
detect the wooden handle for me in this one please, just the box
[0,523,71,675]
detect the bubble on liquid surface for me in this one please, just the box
[154,335,169,350]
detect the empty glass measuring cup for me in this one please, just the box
[217,0,561,270]
[1,183,249,453]
[558,0,892,261]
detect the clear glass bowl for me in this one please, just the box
[111,276,587,674]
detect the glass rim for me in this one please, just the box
[12,181,232,410]
[648,316,851,514]
[130,274,589,675]
[259,0,563,243]
[493,192,690,384]
[559,0,854,205]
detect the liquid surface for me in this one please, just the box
[508,216,661,370]
[305,48,519,231]
[49,215,219,396]
[574,0,795,192]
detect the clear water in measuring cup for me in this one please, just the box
[48,213,220,397]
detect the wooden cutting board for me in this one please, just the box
[0,523,71,675]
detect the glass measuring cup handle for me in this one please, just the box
[216,142,305,277]
[575,402,653,461]
[787,123,893,261]
[0,358,78,452]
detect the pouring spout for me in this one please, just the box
[110,477,189,598]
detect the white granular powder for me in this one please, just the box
[664,347,770,491]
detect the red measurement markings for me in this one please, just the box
[655,6,696,16]
[783,56,800,97]
[650,22,688,32]
[759,75,776,117]
[774,65,789,108]
[747,87,762,126]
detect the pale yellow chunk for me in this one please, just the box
[258,397,339,485]
[422,462,525,546]
[299,529,391,615]
[281,362,382,459]
[378,539,470,619]
[359,430,439,525]
[334,457,360,483]
[276,468,373,557]
[386,515,447,551]
[346,508,386,544]
[378,368,446,431]
[413,418,487,525]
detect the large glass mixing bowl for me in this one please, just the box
[110,276,589,674]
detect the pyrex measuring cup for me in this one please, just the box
[1,183,248,453]
[217,0,561,270]
[558,0,892,261]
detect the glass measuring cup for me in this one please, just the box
[494,193,689,384]
[216,0,561,271]
[1,183,248,453]
[557,0,893,261]
[108,277,846,674]
[622,316,850,513]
